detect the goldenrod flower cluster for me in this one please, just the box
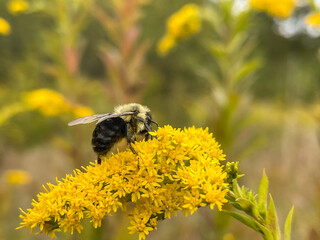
[249,0,295,18]
[157,4,201,56]
[19,125,229,240]
[23,88,93,118]
[305,12,320,27]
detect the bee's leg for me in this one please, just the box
[144,123,154,140]
[126,124,139,169]
[144,122,152,132]
[145,133,150,141]
[128,143,138,155]
[151,120,159,127]
[135,116,154,140]
[126,124,138,155]
[97,155,102,164]
[151,120,158,140]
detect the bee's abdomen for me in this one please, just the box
[92,117,127,155]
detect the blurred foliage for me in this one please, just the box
[0,0,319,239]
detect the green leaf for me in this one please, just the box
[222,210,261,232]
[267,194,281,240]
[258,169,268,220]
[228,32,247,56]
[234,58,261,85]
[232,179,243,197]
[232,198,252,211]
[209,41,226,60]
[256,221,274,240]
[223,210,274,240]
[284,206,294,240]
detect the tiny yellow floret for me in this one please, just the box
[19,125,229,239]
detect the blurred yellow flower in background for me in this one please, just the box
[249,0,296,18]
[0,89,94,126]
[222,233,235,240]
[19,125,229,240]
[167,4,201,39]
[23,88,94,118]
[23,89,71,116]
[5,169,32,185]
[7,0,29,15]
[157,34,176,56]
[305,12,320,27]
[0,17,11,35]
[72,105,94,118]
[157,4,201,55]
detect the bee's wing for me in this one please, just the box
[68,112,135,126]
[96,111,135,124]
[68,114,112,126]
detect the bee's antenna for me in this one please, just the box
[151,120,158,127]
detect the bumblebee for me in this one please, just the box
[68,103,157,164]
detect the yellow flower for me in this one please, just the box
[23,89,71,116]
[157,4,201,56]
[203,184,228,210]
[182,189,206,215]
[305,12,320,27]
[128,212,154,240]
[18,125,230,239]
[249,0,295,18]
[167,4,201,39]
[157,34,176,56]
[5,169,32,185]
[149,217,158,229]
[23,88,93,118]
[0,17,11,35]
[223,233,235,240]
[7,0,29,15]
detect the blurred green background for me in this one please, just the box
[0,0,319,239]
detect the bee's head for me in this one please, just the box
[115,103,148,119]
[114,103,157,135]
